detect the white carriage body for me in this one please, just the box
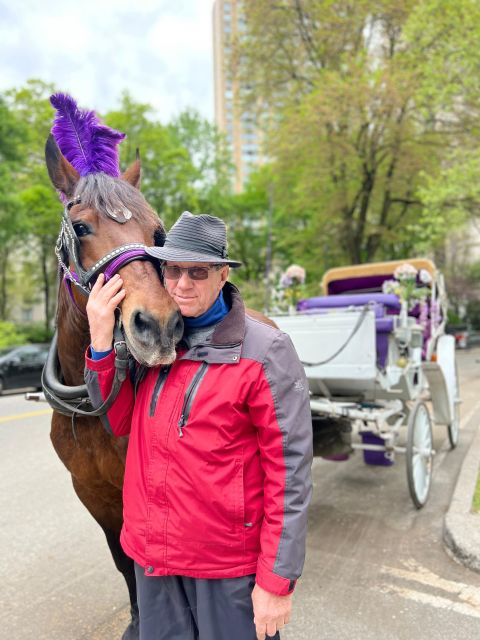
[269,258,459,508]
[273,310,378,397]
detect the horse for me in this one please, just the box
[43,133,182,639]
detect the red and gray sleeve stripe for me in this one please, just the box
[246,328,313,594]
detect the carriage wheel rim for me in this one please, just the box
[407,401,433,507]
[448,402,460,446]
[448,364,460,448]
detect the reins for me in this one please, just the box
[42,317,129,419]
[43,196,156,419]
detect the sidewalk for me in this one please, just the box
[443,410,480,572]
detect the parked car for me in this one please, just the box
[0,344,50,393]
[446,324,470,349]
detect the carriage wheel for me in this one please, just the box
[447,363,460,449]
[406,400,433,509]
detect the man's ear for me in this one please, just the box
[219,265,230,287]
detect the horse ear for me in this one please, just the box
[45,134,80,199]
[122,149,141,189]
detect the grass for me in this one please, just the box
[473,473,480,513]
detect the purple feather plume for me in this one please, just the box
[50,93,126,177]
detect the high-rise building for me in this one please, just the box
[212,0,262,192]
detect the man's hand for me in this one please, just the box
[252,583,292,639]
[86,273,126,351]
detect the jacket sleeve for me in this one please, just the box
[248,331,313,596]
[84,347,135,437]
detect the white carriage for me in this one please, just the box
[272,259,460,508]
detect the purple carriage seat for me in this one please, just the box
[297,294,399,367]
[297,293,401,313]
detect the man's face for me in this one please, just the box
[163,261,229,317]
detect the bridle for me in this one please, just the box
[43,195,160,421]
[56,195,156,308]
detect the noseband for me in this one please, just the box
[56,196,157,306]
[44,195,160,420]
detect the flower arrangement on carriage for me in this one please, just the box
[270,258,459,509]
[278,264,307,313]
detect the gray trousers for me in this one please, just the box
[134,564,280,640]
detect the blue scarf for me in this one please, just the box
[183,290,229,329]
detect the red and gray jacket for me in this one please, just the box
[85,283,313,596]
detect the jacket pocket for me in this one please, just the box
[167,457,245,545]
[232,458,245,532]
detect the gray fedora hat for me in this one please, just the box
[146,211,242,267]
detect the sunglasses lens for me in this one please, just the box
[163,266,181,279]
[189,268,209,280]
[163,266,211,280]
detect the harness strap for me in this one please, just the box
[42,321,129,418]
[50,198,157,418]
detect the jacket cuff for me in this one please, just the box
[255,556,297,596]
[85,347,117,371]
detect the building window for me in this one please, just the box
[22,308,33,322]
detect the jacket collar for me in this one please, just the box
[210,281,245,346]
[177,282,245,364]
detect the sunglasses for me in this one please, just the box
[162,264,224,281]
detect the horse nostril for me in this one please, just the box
[133,311,157,336]
[168,311,184,343]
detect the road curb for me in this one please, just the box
[443,414,480,573]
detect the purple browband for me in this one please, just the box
[102,248,150,281]
[63,247,151,314]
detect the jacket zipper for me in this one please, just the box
[149,365,171,417]
[177,362,209,437]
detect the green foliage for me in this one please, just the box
[233,0,480,283]
[6,81,62,330]
[0,321,27,348]
[19,322,53,343]
[447,309,463,326]
[473,473,480,513]
[466,301,480,331]
[234,279,267,312]
[0,83,240,326]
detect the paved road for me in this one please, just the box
[1,350,480,639]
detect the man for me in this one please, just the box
[85,212,313,640]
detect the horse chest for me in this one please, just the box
[51,413,126,489]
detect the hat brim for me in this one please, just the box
[146,246,242,268]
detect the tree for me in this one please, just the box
[105,93,202,229]
[0,96,28,319]
[6,80,61,330]
[232,0,480,279]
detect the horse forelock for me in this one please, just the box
[74,173,162,231]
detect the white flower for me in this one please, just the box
[393,263,418,281]
[285,264,306,284]
[419,269,432,285]
[382,279,399,295]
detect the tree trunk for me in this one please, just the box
[0,247,9,321]
[41,244,50,331]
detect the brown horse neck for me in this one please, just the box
[56,282,91,386]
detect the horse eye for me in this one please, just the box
[72,222,91,238]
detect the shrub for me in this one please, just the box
[19,322,54,344]
[0,322,27,348]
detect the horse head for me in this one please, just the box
[45,134,183,367]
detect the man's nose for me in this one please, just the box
[176,271,193,287]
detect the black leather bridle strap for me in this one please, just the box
[42,320,129,418]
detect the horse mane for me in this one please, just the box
[74,173,162,230]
